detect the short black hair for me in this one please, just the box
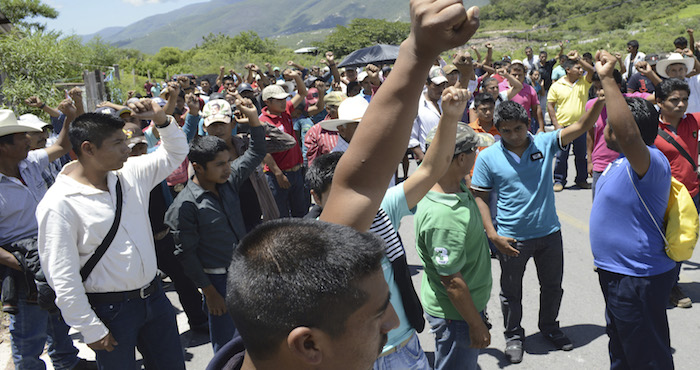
[481,77,498,89]
[494,100,529,129]
[626,97,659,145]
[222,76,234,83]
[347,81,361,95]
[627,40,639,48]
[656,78,691,102]
[69,113,125,156]
[227,218,385,359]
[187,135,229,169]
[305,152,342,197]
[674,37,688,48]
[591,70,622,85]
[561,59,577,72]
[582,52,593,59]
[0,134,15,146]
[473,93,496,109]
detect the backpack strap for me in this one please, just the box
[657,127,697,171]
[80,177,123,282]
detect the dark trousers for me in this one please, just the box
[597,267,675,370]
[155,234,207,326]
[499,231,564,342]
[554,132,587,186]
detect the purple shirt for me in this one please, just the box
[499,81,539,118]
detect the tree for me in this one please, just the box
[315,18,410,57]
[0,0,58,32]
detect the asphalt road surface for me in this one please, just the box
[5,155,700,370]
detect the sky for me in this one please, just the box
[42,0,210,36]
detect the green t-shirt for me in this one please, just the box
[414,183,492,320]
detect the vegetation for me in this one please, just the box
[313,18,410,57]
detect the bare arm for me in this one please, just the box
[44,99,76,162]
[24,96,61,118]
[288,72,308,108]
[484,42,493,66]
[472,190,518,256]
[547,100,561,129]
[216,66,225,87]
[561,97,605,146]
[320,0,481,231]
[470,45,482,63]
[306,81,326,116]
[440,273,490,348]
[500,70,523,99]
[0,247,22,271]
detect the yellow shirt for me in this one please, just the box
[547,77,591,127]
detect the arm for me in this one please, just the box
[288,71,308,108]
[470,45,482,63]
[216,66,225,87]
[324,51,342,86]
[44,99,76,162]
[472,189,519,256]
[403,87,469,208]
[453,52,475,88]
[306,81,326,116]
[560,96,605,146]
[0,247,21,271]
[556,41,564,60]
[535,101,545,133]
[636,61,663,86]
[615,52,626,76]
[182,93,201,143]
[263,154,290,189]
[580,58,596,83]
[596,50,650,177]
[24,96,61,118]
[68,88,85,116]
[440,274,490,348]
[320,0,481,231]
[501,70,523,100]
[587,124,595,177]
[163,82,180,116]
[688,29,696,57]
[484,42,493,66]
[230,99,267,188]
[547,96,561,129]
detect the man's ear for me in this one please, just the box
[287,327,324,365]
[310,189,322,206]
[191,162,203,174]
[80,141,95,157]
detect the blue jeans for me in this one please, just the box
[204,273,238,353]
[554,132,587,186]
[598,267,675,370]
[10,290,79,370]
[426,314,481,370]
[265,167,308,217]
[90,281,185,370]
[373,333,430,370]
[499,231,563,342]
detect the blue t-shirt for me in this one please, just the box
[471,130,563,240]
[293,116,314,163]
[590,148,675,277]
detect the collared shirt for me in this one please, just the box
[547,77,592,127]
[304,123,338,166]
[685,75,700,114]
[623,52,646,80]
[36,119,188,344]
[165,125,266,289]
[260,100,303,171]
[655,113,700,197]
[0,149,49,246]
[410,92,442,152]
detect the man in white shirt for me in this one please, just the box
[410,66,448,163]
[36,100,189,369]
[623,40,646,81]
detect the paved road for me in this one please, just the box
[5,155,700,369]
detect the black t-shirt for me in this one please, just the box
[627,72,656,94]
[537,58,558,90]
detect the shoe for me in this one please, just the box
[553,183,564,192]
[670,285,692,308]
[543,331,573,351]
[73,358,98,370]
[190,320,210,333]
[576,181,592,189]
[505,340,523,363]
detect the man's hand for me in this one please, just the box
[635,61,652,75]
[682,48,694,58]
[68,87,82,102]
[234,98,260,125]
[490,234,519,257]
[567,50,580,60]
[220,66,226,73]
[469,319,491,349]
[264,62,272,69]
[57,99,77,118]
[441,86,470,119]
[595,50,617,79]
[176,76,190,90]
[166,81,181,97]
[127,90,136,99]
[275,172,291,189]
[407,0,480,58]
[185,93,200,115]
[203,286,227,316]
[495,67,507,77]
[485,42,493,49]
[453,51,473,68]
[324,51,335,65]
[470,45,478,51]
[128,98,167,126]
[88,332,118,352]
[24,96,44,108]
[283,69,300,81]
[613,52,623,61]
[688,28,694,36]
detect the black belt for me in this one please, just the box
[87,278,159,305]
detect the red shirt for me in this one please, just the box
[655,113,700,197]
[304,123,339,166]
[260,100,303,171]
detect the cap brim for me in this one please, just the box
[203,115,232,127]
[430,76,448,85]
[265,92,289,101]
[0,124,41,137]
[320,118,359,131]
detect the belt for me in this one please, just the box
[203,267,227,274]
[283,164,302,172]
[377,333,413,358]
[87,277,159,305]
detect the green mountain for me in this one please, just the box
[82,0,488,54]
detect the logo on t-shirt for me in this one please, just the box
[530,152,544,161]
[434,247,449,265]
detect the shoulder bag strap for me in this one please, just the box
[80,177,123,282]
[657,127,697,169]
[627,166,668,246]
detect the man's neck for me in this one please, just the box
[433,172,463,194]
[480,119,494,132]
[565,74,578,84]
[68,161,110,191]
[503,139,529,157]
[424,91,441,111]
[0,156,21,179]
[661,112,683,128]
[192,175,219,195]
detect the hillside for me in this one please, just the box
[82,0,487,54]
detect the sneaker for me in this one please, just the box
[505,340,524,363]
[670,285,692,308]
[543,331,573,351]
[575,181,592,189]
[553,183,564,192]
[73,358,98,370]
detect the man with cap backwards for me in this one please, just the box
[654,51,700,114]
[0,102,90,370]
[409,66,449,164]
[165,98,266,352]
[259,69,309,218]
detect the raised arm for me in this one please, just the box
[24,96,61,118]
[44,99,76,162]
[320,0,480,231]
[499,68,523,99]
[287,70,308,108]
[560,93,605,146]
[635,61,662,86]
[470,45,482,64]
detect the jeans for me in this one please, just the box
[499,231,563,342]
[373,333,430,370]
[426,314,482,370]
[10,290,79,370]
[554,132,587,186]
[204,273,238,353]
[265,167,308,217]
[90,281,185,370]
[597,267,675,370]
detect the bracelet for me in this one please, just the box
[39,103,46,109]
[155,115,174,129]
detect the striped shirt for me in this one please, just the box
[370,208,404,262]
[304,123,338,166]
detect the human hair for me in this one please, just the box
[69,113,125,156]
[305,152,342,197]
[525,46,532,52]
[347,81,361,96]
[0,134,15,146]
[481,77,498,89]
[674,36,688,49]
[473,93,496,109]
[656,78,691,102]
[508,63,526,73]
[561,59,577,72]
[626,97,659,145]
[227,218,385,359]
[494,100,529,129]
[187,135,229,169]
[222,76,234,84]
[582,52,593,60]
[591,70,622,86]
[627,40,639,48]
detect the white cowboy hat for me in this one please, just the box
[656,53,695,78]
[0,109,41,137]
[320,96,369,131]
[19,114,51,131]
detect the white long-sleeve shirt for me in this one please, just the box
[409,92,442,152]
[36,118,188,344]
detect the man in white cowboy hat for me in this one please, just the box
[655,51,700,113]
[320,95,369,153]
[0,105,91,370]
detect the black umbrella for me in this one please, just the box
[337,44,400,68]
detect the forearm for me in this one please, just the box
[0,248,21,271]
[445,277,483,326]
[474,195,498,238]
[536,104,545,131]
[561,100,604,145]
[485,48,493,66]
[164,95,177,115]
[547,103,560,128]
[263,153,282,175]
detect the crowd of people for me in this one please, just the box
[1,0,700,369]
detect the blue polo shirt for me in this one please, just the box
[471,130,563,240]
[590,149,675,277]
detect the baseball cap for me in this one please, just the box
[510,59,527,71]
[358,71,369,82]
[18,114,51,131]
[324,91,347,108]
[443,64,459,74]
[262,85,289,101]
[429,66,448,85]
[237,83,254,94]
[202,99,233,127]
[425,122,495,155]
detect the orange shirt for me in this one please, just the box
[468,119,500,175]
